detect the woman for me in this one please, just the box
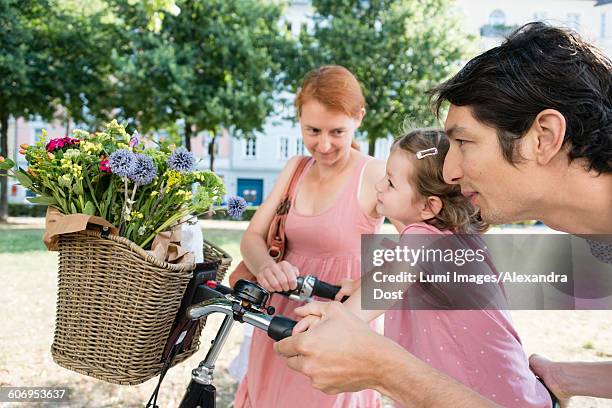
[233,65,386,408]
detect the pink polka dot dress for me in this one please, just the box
[384,223,552,408]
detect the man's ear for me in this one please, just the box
[421,196,443,220]
[527,109,566,165]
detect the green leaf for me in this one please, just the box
[83,201,96,215]
[13,170,33,189]
[0,158,15,170]
[27,196,58,205]
[70,202,78,214]
[73,181,84,196]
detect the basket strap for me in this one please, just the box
[146,342,182,408]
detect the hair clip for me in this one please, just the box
[416,147,438,160]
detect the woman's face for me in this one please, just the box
[299,100,362,165]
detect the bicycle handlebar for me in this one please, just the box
[188,291,296,341]
[280,275,349,303]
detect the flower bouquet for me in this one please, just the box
[0,120,247,384]
[1,120,246,250]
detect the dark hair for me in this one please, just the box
[392,129,488,234]
[430,22,612,174]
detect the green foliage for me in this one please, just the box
[113,0,294,150]
[288,0,473,153]
[7,204,48,217]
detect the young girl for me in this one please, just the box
[296,129,553,407]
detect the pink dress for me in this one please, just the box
[234,155,384,408]
[384,223,552,408]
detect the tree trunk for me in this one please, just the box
[184,121,192,151]
[208,134,217,171]
[65,114,70,137]
[0,113,9,222]
[368,137,376,157]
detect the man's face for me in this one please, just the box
[442,105,535,224]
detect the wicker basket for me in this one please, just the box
[203,239,232,282]
[51,230,228,385]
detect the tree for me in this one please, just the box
[289,0,472,155]
[0,0,132,221]
[0,0,61,221]
[114,0,294,170]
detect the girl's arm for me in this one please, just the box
[343,285,386,322]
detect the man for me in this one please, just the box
[274,22,612,407]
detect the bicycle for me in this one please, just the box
[146,271,346,408]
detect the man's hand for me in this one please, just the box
[274,301,385,394]
[276,301,500,408]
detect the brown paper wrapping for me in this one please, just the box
[43,207,118,251]
[43,207,194,264]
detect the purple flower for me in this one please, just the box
[109,149,136,177]
[168,147,195,173]
[129,131,139,149]
[226,195,247,219]
[129,153,157,185]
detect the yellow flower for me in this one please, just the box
[166,170,182,188]
[150,191,159,197]
[80,141,101,154]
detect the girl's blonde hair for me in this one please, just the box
[295,65,364,150]
[392,128,488,234]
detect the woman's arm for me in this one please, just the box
[240,156,303,291]
[359,158,385,218]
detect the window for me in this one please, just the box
[601,13,607,38]
[243,138,257,158]
[296,138,305,155]
[278,136,290,160]
[567,13,580,30]
[33,127,45,143]
[488,10,506,26]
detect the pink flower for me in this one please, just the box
[46,136,80,152]
[99,158,111,173]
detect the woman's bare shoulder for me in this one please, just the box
[362,157,386,180]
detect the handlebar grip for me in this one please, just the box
[267,316,297,341]
[312,279,348,302]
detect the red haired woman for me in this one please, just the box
[233,66,386,408]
